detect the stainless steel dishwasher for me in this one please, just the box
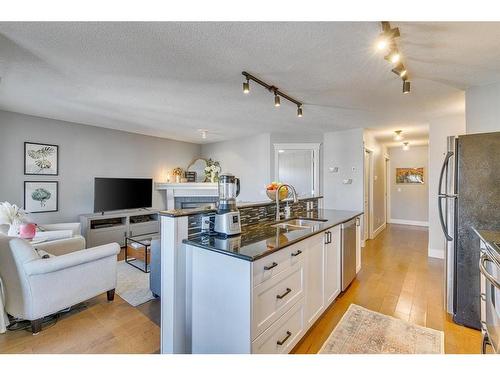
[341,218,357,291]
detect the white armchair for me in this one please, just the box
[0,234,120,334]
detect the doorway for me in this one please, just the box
[363,148,373,244]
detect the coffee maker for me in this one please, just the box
[214,173,241,236]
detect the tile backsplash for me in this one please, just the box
[187,198,319,238]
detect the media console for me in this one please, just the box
[80,209,160,248]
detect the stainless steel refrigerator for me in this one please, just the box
[439,132,500,330]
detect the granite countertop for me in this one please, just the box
[183,209,362,261]
[473,228,500,264]
[160,195,323,217]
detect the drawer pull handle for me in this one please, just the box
[277,331,292,346]
[291,250,302,257]
[264,262,278,271]
[276,288,292,299]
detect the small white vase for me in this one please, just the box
[7,223,20,237]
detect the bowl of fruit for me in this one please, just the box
[266,182,289,201]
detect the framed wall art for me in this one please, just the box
[24,181,59,213]
[395,167,424,184]
[24,142,59,175]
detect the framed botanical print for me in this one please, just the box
[24,181,59,213]
[24,142,59,175]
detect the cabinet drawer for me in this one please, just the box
[252,298,305,354]
[88,226,126,247]
[129,221,159,237]
[252,242,305,287]
[252,261,304,339]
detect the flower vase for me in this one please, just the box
[8,223,20,237]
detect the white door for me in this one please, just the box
[305,232,325,327]
[324,226,341,306]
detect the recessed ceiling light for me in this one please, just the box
[278,149,285,153]
[394,130,403,141]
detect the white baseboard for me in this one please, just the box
[372,223,386,239]
[428,247,445,259]
[388,218,429,227]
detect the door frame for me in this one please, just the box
[385,154,390,226]
[273,143,321,196]
[363,147,374,243]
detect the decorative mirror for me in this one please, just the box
[187,158,208,182]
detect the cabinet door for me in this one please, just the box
[356,217,361,273]
[305,232,325,327]
[324,226,341,306]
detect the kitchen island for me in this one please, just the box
[183,209,362,353]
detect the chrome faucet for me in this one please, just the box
[275,184,298,221]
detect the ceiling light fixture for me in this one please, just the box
[242,78,250,94]
[274,91,281,107]
[402,142,410,151]
[198,129,208,139]
[377,22,411,94]
[241,71,303,117]
[403,80,411,94]
[393,130,403,141]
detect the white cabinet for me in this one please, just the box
[355,217,361,273]
[324,226,341,306]
[305,232,325,327]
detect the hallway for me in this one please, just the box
[292,224,481,354]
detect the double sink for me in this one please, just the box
[271,217,327,231]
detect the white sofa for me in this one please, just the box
[0,234,120,334]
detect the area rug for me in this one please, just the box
[319,304,444,354]
[116,261,155,307]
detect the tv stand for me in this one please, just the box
[80,209,160,248]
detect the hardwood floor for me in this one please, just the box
[0,224,480,354]
[291,223,481,354]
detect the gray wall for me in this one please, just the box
[323,128,364,211]
[388,145,429,223]
[201,133,271,202]
[0,110,201,223]
[466,82,500,134]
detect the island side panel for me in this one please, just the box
[189,245,252,354]
[161,215,189,354]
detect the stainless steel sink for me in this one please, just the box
[271,217,327,230]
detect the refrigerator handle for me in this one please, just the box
[438,151,454,196]
[438,151,454,241]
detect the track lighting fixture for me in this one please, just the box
[243,79,250,94]
[402,142,410,151]
[393,130,403,141]
[403,80,411,94]
[274,91,281,107]
[391,64,407,78]
[377,22,411,94]
[241,71,303,117]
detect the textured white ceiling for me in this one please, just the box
[0,22,495,144]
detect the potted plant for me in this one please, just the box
[204,159,221,183]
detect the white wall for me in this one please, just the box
[0,110,201,223]
[466,82,500,134]
[201,133,271,202]
[388,146,429,224]
[323,128,364,211]
[428,114,466,258]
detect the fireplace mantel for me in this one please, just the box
[155,182,218,209]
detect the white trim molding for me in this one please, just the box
[273,143,321,196]
[372,223,386,239]
[428,247,445,259]
[388,218,429,227]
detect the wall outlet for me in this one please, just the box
[329,167,339,173]
[201,216,211,232]
[342,179,353,185]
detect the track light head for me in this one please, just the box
[385,50,400,64]
[403,80,411,94]
[391,64,407,78]
[297,106,303,117]
[243,79,249,94]
[274,93,281,107]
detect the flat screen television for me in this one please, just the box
[94,177,153,213]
